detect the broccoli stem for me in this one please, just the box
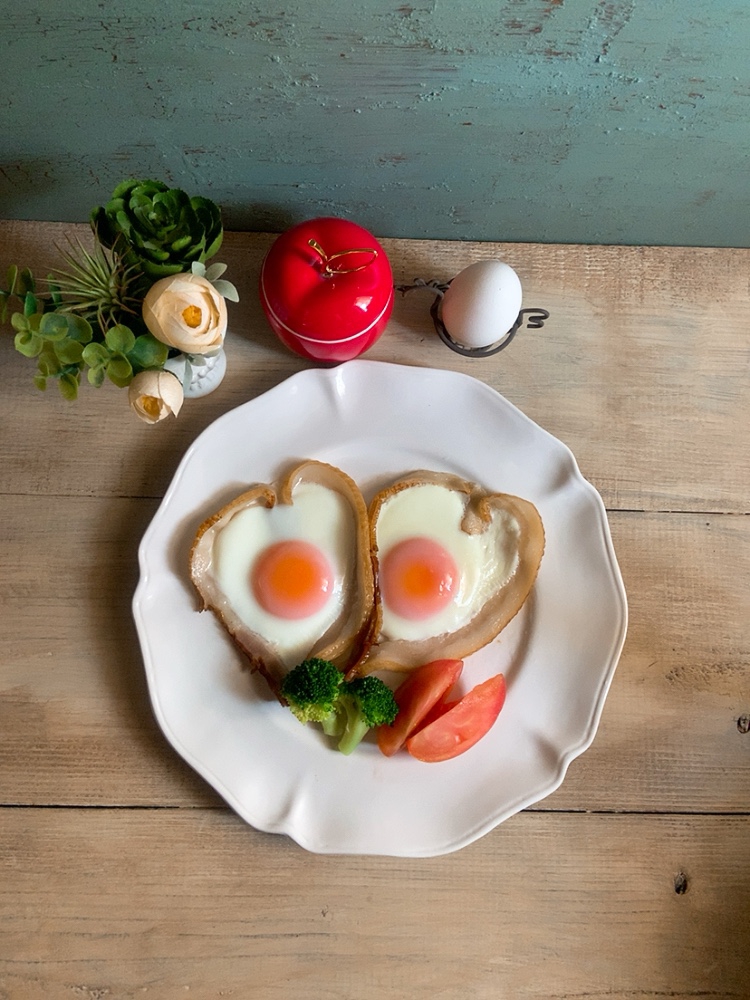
[337,698,371,755]
[321,710,345,738]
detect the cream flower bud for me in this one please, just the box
[128,370,184,424]
[142,272,228,354]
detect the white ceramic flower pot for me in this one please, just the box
[163,348,227,398]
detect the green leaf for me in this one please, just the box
[170,233,192,253]
[0,290,8,323]
[106,355,133,387]
[48,279,63,309]
[14,329,43,357]
[204,261,227,281]
[115,208,133,235]
[87,365,106,387]
[54,338,85,365]
[39,312,70,342]
[33,374,47,391]
[140,242,171,261]
[18,268,35,296]
[82,342,111,367]
[105,324,136,354]
[204,228,223,261]
[160,188,185,218]
[111,177,144,200]
[133,203,159,234]
[212,278,239,302]
[37,346,62,376]
[140,258,184,278]
[23,290,38,317]
[6,264,19,295]
[58,372,79,401]
[11,311,29,332]
[66,314,94,344]
[127,333,169,370]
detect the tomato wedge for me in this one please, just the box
[377,658,464,757]
[413,694,458,732]
[405,673,507,762]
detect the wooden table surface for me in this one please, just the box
[1,221,748,999]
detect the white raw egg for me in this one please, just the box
[441,260,522,350]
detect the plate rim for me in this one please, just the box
[133,359,628,856]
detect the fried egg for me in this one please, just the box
[211,482,352,654]
[376,482,520,641]
[190,460,375,692]
[350,470,545,676]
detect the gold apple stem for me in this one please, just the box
[308,238,378,276]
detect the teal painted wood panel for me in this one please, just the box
[1,0,748,246]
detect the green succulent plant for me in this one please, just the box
[91,178,224,279]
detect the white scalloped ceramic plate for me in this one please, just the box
[133,361,627,857]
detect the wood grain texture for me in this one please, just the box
[1,222,748,999]
[1,809,747,999]
[2,224,749,513]
[1,499,748,812]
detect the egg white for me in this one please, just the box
[376,483,520,641]
[211,482,356,668]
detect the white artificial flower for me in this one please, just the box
[142,272,227,354]
[128,370,184,424]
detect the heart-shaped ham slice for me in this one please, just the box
[348,470,544,677]
[190,460,376,697]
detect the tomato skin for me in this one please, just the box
[405,673,507,763]
[376,659,464,757]
[413,696,457,732]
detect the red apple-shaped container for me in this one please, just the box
[259,217,394,362]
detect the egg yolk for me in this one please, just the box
[252,539,333,620]
[380,536,458,621]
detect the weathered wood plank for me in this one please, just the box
[2,494,747,813]
[2,223,748,513]
[1,809,747,999]
[2,3,749,249]
[1,218,747,999]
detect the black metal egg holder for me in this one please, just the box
[396,277,550,358]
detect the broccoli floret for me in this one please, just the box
[280,659,397,756]
[335,675,398,756]
[280,658,344,727]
